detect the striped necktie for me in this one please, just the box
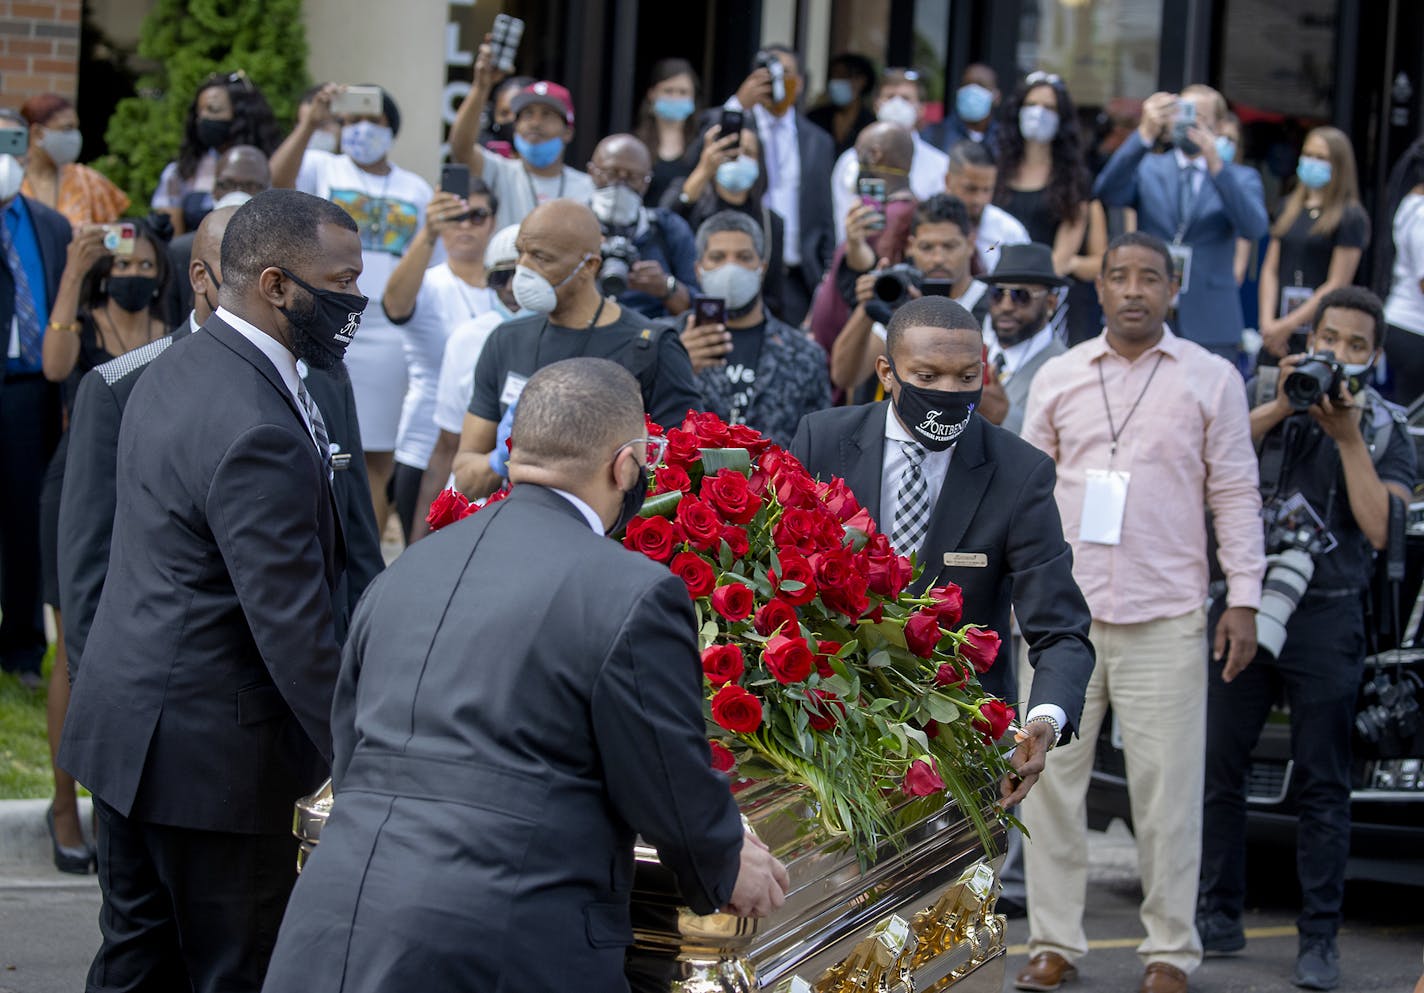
[891,440,932,556]
[296,379,330,469]
[1,219,42,368]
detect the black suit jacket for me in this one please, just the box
[163,230,196,326]
[790,403,1094,737]
[59,324,385,669]
[262,484,744,992]
[58,314,344,834]
[793,112,836,289]
[0,195,70,396]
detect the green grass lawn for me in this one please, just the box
[0,646,56,799]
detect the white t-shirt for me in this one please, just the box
[477,152,595,231]
[295,150,434,451]
[830,133,951,244]
[975,203,1031,273]
[150,150,218,209]
[393,264,495,468]
[433,309,510,435]
[1386,193,1424,337]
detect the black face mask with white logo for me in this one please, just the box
[889,361,981,451]
[278,267,367,372]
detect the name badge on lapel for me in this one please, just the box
[943,552,988,568]
[500,372,528,408]
[1080,469,1130,545]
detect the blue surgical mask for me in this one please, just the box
[956,84,994,123]
[1215,135,1237,164]
[828,79,855,108]
[1296,156,1332,190]
[653,97,695,122]
[715,157,760,194]
[514,134,564,169]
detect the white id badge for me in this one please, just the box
[1080,469,1130,545]
[1280,285,1313,329]
[1168,243,1193,298]
[499,372,528,408]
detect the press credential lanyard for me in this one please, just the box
[1080,352,1165,545]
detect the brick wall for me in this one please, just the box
[0,0,81,107]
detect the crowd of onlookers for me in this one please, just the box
[3,31,1424,993]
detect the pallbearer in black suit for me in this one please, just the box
[789,296,1094,804]
[262,358,790,993]
[59,189,367,993]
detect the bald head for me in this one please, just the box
[589,133,652,195]
[857,122,915,173]
[190,206,240,323]
[214,144,271,201]
[511,357,644,470]
[520,199,603,257]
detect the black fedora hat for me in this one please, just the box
[981,242,1068,287]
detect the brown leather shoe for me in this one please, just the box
[1139,962,1188,993]
[1014,951,1079,991]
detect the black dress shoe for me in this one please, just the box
[997,895,1027,919]
[47,805,95,875]
[1197,909,1245,954]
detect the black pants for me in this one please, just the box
[88,798,298,993]
[1383,323,1424,407]
[0,374,59,672]
[391,460,424,543]
[1200,593,1364,938]
[782,265,814,327]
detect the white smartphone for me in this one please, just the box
[331,85,382,118]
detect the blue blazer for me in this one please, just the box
[1093,132,1268,347]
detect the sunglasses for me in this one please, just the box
[452,207,492,225]
[988,286,1049,306]
[207,69,255,93]
[1025,71,1064,89]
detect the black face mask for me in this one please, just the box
[607,452,650,537]
[277,268,367,372]
[107,276,158,313]
[889,361,981,451]
[197,117,233,150]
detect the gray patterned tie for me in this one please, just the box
[296,379,330,469]
[891,440,932,556]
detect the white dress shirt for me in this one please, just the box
[215,306,322,452]
[1173,148,1208,197]
[551,487,604,533]
[830,132,951,244]
[726,96,802,266]
[987,324,1055,380]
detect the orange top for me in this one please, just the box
[22,163,131,226]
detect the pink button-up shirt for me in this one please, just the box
[1022,328,1264,625]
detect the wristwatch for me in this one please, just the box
[664,274,678,299]
[1024,714,1061,748]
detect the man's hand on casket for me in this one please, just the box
[725,829,790,918]
[999,719,1055,807]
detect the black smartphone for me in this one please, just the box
[719,109,743,152]
[921,279,953,298]
[857,176,886,231]
[440,163,470,199]
[693,295,727,326]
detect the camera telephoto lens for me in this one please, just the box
[1282,355,1342,412]
[1254,546,1315,661]
[871,264,923,307]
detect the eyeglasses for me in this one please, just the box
[588,166,651,189]
[623,435,669,467]
[988,286,1050,306]
[452,207,492,225]
[487,267,514,289]
[1025,71,1064,89]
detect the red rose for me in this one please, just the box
[753,598,799,638]
[709,741,736,773]
[902,758,946,797]
[703,469,762,524]
[425,488,470,532]
[770,552,817,606]
[973,700,1016,742]
[701,643,746,685]
[817,477,862,523]
[772,508,820,554]
[682,410,731,448]
[805,688,846,730]
[670,551,716,598]
[811,547,870,619]
[710,583,755,622]
[935,663,968,688]
[923,720,940,739]
[653,465,692,495]
[904,610,944,659]
[776,469,822,511]
[866,535,914,598]
[466,486,508,516]
[719,524,750,559]
[711,684,763,733]
[762,633,814,684]
[664,428,702,469]
[961,626,1002,673]
[726,423,772,455]
[928,583,965,628]
[623,515,678,563]
[843,506,878,539]
[676,495,722,552]
[815,640,842,678]
[644,414,665,437]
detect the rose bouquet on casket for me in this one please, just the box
[428,411,1017,863]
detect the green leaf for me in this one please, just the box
[640,491,681,519]
[922,693,961,724]
[867,649,893,669]
[698,448,752,475]
[866,697,896,713]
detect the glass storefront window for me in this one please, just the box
[1016,0,1164,109]
[1218,0,1336,122]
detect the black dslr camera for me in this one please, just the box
[1282,351,1345,411]
[599,235,639,296]
[1356,668,1422,753]
[871,263,923,308]
[753,50,787,105]
[1255,494,1332,661]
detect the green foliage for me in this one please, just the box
[93,0,310,211]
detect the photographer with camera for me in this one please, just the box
[586,133,700,321]
[829,194,991,398]
[1199,287,1415,990]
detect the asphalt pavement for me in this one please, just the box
[0,817,1419,992]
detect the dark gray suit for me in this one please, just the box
[790,404,1094,737]
[262,484,745,993]
[1000,339,1067,438]
[59,314,345,993]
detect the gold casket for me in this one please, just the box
[293,776,1007,993]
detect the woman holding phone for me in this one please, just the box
[39,218,171,873]
[18,94,129,226]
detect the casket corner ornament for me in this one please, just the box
[300,411,1016,989]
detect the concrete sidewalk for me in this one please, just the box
[0,799,95,872]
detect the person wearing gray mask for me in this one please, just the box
[19,92,130,226]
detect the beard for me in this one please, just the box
[283,295,349,380]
